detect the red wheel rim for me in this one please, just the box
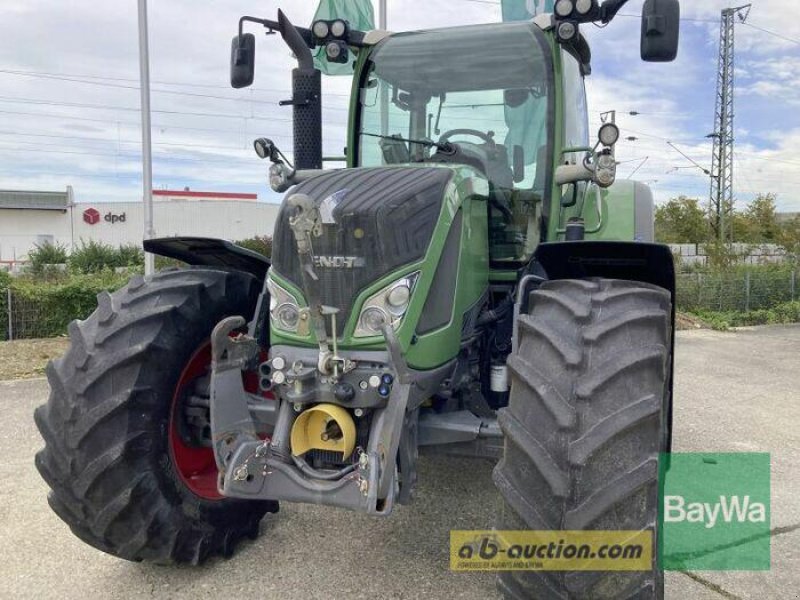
[169,342,222,500]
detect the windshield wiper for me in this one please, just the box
[362,132,453,153]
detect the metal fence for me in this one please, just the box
[677,269,798,313]
[2,287,70,341]
[2,269,799,341]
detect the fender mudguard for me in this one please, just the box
[531,241,677,452]
[143,237,270,283]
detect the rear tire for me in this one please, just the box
[35,268,277,565]
[494,279,671,599]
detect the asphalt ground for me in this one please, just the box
[0,325,798,599]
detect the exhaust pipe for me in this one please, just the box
[277,10,322,170]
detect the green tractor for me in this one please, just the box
[35,1,681,597]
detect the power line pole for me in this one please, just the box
[709,4,751,243]
[137,0,155,275]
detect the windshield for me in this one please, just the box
[356,22,553,263]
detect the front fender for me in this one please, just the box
[143,237,270,283]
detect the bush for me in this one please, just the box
[28,242,69,276]
[68,240,121,274]
[116,244,145,268]
[692,301,800,331]
[4,271,131,339]
[0,271,9,339]
[154,255,186,270]
[235,236,272,259]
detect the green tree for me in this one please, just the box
[778,215,800,260]
[739,193,780,243]
[655,197,711,244]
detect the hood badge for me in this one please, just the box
[319,189,348,224]
[313,256,365,269]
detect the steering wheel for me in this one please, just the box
[439,128,495,145]
[438,129,513,222]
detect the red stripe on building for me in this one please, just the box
[153,190,258,200]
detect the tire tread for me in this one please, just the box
[495,278,671,599]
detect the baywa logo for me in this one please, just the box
[660,453,771,571]
[664,495,767,529]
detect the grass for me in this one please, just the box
[0,338,69,380]
[690,301,800,331]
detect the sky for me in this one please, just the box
[0,0,799,212]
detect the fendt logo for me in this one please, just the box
[82,208,126,225]
[312,256,365,269]
[82,208,100,225]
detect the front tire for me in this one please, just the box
[35,268,277,565]
[494,279,671,599]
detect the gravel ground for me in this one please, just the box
[0,325,798,599]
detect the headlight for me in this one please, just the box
[312,20,329,39]
[354,273,419,338]
[267,275,302,333]
[330,19,347,38]
[360,307,389,333]
[555,0,574,17]
[275,303,300,330]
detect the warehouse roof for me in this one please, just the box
[153,190,258,200]
[0,189,69,211]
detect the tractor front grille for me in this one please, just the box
[272,167,452,335]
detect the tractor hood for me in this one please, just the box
[271,167,454,335]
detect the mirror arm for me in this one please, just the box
[238,14,316,56]
[555,162,595,186]
[238,16,279,40]
[599,0,630,24]
[238,13,366,52]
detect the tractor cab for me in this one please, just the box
[354,21,553,263]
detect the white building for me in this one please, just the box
[0,188,280,269]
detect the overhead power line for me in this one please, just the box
[0,68,353,99]
[0,70,278,106]
[741,22,800,46]
[667,141,712,175]
[0,95,350,121]
[0,128,290,150]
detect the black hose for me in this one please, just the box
[291,454,358,481]
[477,296,513,327]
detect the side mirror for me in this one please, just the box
[641,0,680,62]
[230,33,256,89]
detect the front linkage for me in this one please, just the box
[208,192,415,514]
